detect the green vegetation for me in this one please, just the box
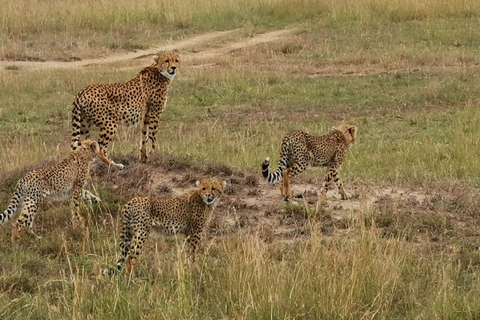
[2,0,480,319]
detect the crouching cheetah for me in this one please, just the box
[71,52,180,169]
[262,124,357,203]
[0,140,102,243]
[113,178,225,275]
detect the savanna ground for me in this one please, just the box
[2,0,480,319]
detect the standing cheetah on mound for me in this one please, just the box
[70,52,180,169]
[113,179,225,275]
[0,140,101,243]
[262,124,357,203]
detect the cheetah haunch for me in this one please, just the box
[71,53,180,169]
[262,124,357,203]
[0,140,101,243]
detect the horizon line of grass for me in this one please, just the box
[2,0,480,36]
[2,0,480,60]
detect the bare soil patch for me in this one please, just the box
[90,153,480,249]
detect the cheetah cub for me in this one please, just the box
[0,140,101,243]
[111,178,225,276]
[262,124,357,203]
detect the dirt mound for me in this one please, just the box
[90,152,472,246]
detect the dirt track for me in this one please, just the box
[3,26,470,79]
[0,28,298,70]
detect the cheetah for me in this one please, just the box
[0,140,102,243]
[114,178,225,275]
[262,124,357,203]
[70,52,180,169]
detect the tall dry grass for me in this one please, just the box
[0,0,325,60]
[2,0,480,60]
[2,0,480,35]
[328,0,480,23]
[2,218,480,319]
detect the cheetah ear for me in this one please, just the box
[153,55,160,63]
[347,125,357,141]
[90,141,100,154]
[195,180,201,187]
[348,125,357,136]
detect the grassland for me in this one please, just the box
[2,0,480,319]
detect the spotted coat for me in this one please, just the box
[116,179,226,275]
[262,124,357,202]
[0,140,101,243]
[71,53,180,169]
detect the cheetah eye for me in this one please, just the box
[202,187,206,191]
[165,60,169,64]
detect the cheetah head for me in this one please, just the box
[153,52,180,80]
[339,124,357,145]
[196,179,226,206]
[80,139,100,158]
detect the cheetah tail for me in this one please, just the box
[116,203,134,271]
[71,90,86,151]
[262,156,287,184]
[0,183,24,224]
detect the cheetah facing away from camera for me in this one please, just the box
[115,178,226,275]
[0,140,101,243]
[262,124,357,203]
[70,52,180,169]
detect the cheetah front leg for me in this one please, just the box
[140,111,150,163]
[147,113,160,155]
[140,111,161,163]
[329,163,351,200]
[97,121,124,169]
[71,189,86,228]
[320,163,351,204]
[185,233,202,265]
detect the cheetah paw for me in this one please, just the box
[114,163,125,170]
[102,268,118,276]
[340,191,352,200]
[91,196,102,204]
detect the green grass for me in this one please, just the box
[2,64,480,184]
